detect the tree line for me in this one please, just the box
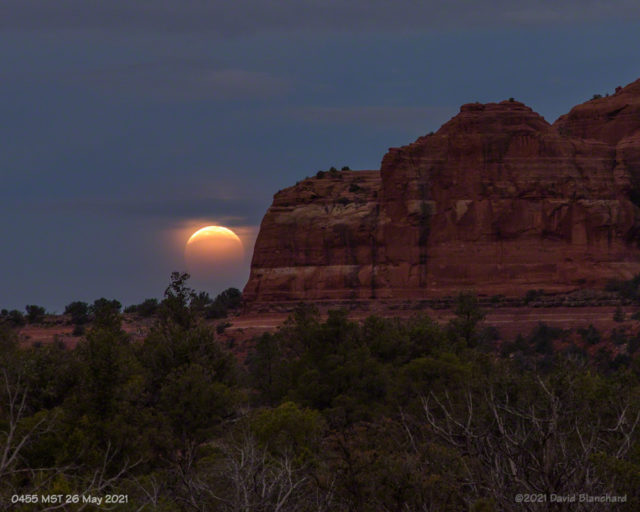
[1,276,639,510]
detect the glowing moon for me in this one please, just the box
[184,226,244,284]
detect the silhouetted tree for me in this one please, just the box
[449,292,486,347]
[25,305,46,324]
[64,301,89,325]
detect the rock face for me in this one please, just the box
[244,80,640,304]
[554,79,640,145]
[243,170,381,301]
[554,78,640,208]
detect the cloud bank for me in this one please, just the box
[3,0,640,34]
[290,105,456,129]
[81,62,290,101]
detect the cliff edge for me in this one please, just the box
[244,80,640,305]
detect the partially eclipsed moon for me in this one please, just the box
[184,226,244,282]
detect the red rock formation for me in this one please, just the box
[243,171,381,301]
[378,100,638,297]
[554,78,640,212]
[244,82,640,305]
[554,78,640,145]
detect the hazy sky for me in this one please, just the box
[2,1,640,311]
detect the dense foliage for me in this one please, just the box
[1,283,640,511]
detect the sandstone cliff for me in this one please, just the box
[244,80,640,304]
[243,170,381,301]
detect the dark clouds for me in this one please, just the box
[3,2,640,310]
[290,105,456,130]
[3,0,640,34]
[33,194,267,223]
[80,62,291,101]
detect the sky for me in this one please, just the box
[2,1,640,312]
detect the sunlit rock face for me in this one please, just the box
[377,99,638,297]
[554,78,640,216]
[244,79,640,305]
[243,171,382,302]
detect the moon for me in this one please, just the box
[184,226,245,286]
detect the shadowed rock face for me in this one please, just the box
[244,80,640,304]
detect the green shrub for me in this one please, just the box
[530,322,563,355]
[204,288,242,319]
[448,292,486,348]
[605,274,640,301]
[216,321,231,334]
[523,289,544,305]
[579,324,601,345]
[610,328,628,346]
[64,301,89,325]
[125,298,159,317]
[26,304,46,324]
[2,309,26,327]
[90,298,122,329]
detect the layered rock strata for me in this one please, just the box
[243,171,381,301]
[244,79,640,304]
